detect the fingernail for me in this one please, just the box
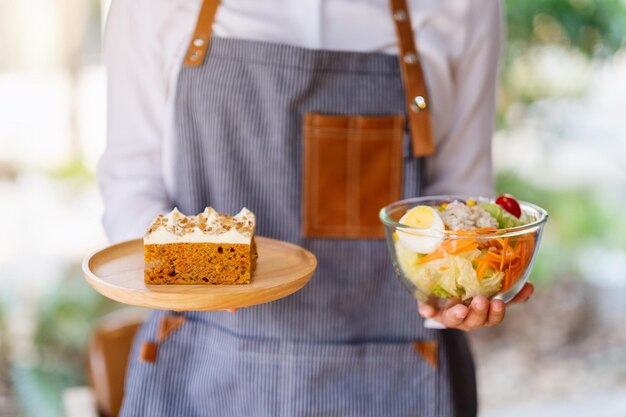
[419,305,434,317]
[453,307,468,319]
[473,298,488,311]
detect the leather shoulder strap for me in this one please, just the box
[184,0,221,67]
[389,0,435,157]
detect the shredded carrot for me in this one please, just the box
[502,270,510,291]
[443,239,478,255]
[500,238,510,271]
[485,251,502,263]
[497,234,536,291]
[487,260,501,271]
[418,250,445,265]
[475,259,490,280]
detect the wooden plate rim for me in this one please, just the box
[81,236,317,310]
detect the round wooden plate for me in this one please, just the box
[82,237,317,311]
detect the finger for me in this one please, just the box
[460,296,490,329]
[509,282,534,304]
[486,299,506,326]
[438,304,469,328]
[418,302,436,318]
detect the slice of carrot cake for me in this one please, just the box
[144,207,257,285]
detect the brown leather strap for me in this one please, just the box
[184,0,435,156]
[412,340,438,369]
[139,315,186,363]
[139,341,158,362]
[184,0,221,67]
[389,0,435,157]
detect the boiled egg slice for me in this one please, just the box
[397,205,444,254]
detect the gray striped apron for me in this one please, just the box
[121,4,477,417]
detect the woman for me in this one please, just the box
[99,0,533,415]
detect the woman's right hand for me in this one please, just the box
[417,282,534,331]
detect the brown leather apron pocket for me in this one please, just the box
[302,113,404,239]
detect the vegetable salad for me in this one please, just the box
[394,195,537,301]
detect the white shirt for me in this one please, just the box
[99,0,503,243]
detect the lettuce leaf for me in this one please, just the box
[415,252,504,301]
[479,203,525,229]
[479,269,504,297]
[432,284,453,298]
[412,267,441,297]
[436,259,463,298]
[452,254,482,300]
[395,240,423,278]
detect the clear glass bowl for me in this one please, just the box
[379,196,548,304]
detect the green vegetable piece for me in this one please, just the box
[432,285,453,298]
[479,203,525,229]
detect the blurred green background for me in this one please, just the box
[1,1,626,416]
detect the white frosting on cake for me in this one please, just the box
[144,207,255,245]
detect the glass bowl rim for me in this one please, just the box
[379,195,549,238]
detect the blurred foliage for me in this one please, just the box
[496,172,616,242]
[0,296,14,412]
[499,0,626,125]
[496,172,626,285]
[34,266,118,356]
[0,295,7,356]
[10,265,122,417]
[12,367,76,417]
[506,0,626,56]
[47,158,94,182]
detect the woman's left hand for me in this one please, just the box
[417,283,534,331]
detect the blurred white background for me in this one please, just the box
[1,1,626,416]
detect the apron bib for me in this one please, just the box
[121,1,476,416]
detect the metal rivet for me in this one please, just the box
[193,37,205,47]
[403,53,418,65]
[411,96,427,112]
[190,50,201,60]
[393,10,408,22]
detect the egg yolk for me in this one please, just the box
[401,206,434,229]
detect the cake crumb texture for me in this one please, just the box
[144,239,257,285]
